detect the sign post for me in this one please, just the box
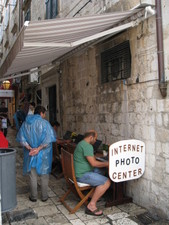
[109,139,145,183]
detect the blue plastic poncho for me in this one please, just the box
[17,114,56,175]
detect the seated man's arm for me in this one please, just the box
[86,156,108,168]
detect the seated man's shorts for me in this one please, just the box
[76,168,108,186]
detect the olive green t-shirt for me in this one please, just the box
[73,140,94,178]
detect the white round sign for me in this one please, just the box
[109,139,145,183]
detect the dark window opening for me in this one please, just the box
[36,90,42,105]
[24,8,31,21]
[101,41,131,83]
[49,85,57,123]
[45,0,58,19]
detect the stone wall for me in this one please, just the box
[31,0,46,21]
[61,0,140,17]
[4,0,168,219]
[59,1,169,220]
[1,0,20,62]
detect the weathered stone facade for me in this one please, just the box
[0,0,20,62]
[30,0,46,21]
[29,0,169,219]
[61,0,141,17]
[0,0,169,220]
[57,0,169,219]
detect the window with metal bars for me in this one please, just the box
[101,41,131,83]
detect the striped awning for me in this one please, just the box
[0,8,145,79]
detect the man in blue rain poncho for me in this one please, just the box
[17,105,56,202]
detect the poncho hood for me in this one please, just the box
[25,114,41,124]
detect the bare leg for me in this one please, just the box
[87,179,111,214]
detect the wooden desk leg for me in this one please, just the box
[105,182,132,207]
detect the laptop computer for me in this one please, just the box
[96,153,109,162]
[96,155,109,162]
[93,139,102,153]
[74,134,84,144]
[63,131,72,140]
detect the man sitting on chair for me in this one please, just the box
[73,130,111,216]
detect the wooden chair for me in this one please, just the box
[52,142,76,178]
[60,149,94,213]
[63,142,76,154]
[52,142,63,178]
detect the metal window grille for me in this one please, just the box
[101,41,131,83]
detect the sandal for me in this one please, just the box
[85,207,103,216]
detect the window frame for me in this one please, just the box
[101,41,131,83]
[45,0,58,19]
[24,7,31,21]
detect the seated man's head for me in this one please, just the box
[51,121,60,132]
[34,106,46,119]
[84,130,97,145]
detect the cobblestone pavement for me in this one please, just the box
[1,128,169,225]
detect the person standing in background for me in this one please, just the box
[13,104,26,131]
[51,121,71,145]
[17,106,56,202]
[0,101,9,137]
[51,121,71,175]
[28,102,36,115]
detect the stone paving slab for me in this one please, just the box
[7,208,37,223]
[112,217,139,225]
[26,217,48,225]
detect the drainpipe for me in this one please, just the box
[155,0,167,97]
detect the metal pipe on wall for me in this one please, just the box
[155,0,167,97]
[73,0,92,17]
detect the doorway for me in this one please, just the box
[48,85,56,123]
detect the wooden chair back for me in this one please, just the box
[60,149,94,213]
[63,143,76,154]
[61,148,74,181]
